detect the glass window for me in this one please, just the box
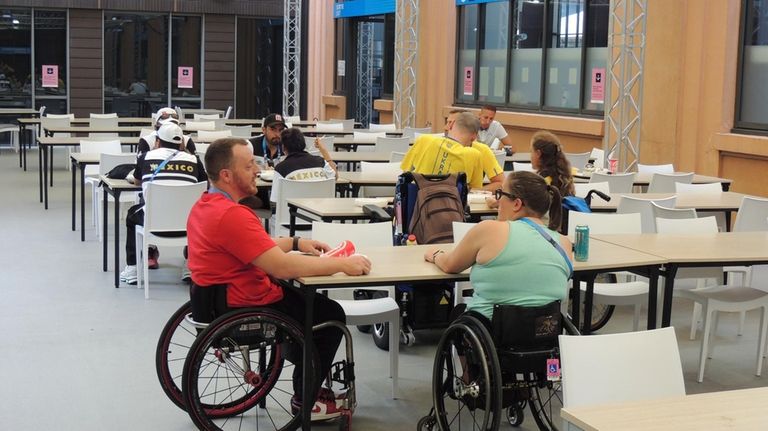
[456,5,479,102]
[456,0,608,115]
[171,15,201,111]
[104,13,169,117]
[0,9,32,108]
[34,10,67,114]
[738,0,768,128]
[236,17,284,119]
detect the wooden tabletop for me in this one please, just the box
[575,171,733,186]
[590,192,748,211]
[287,197,495,218]
[592,232,768,264]
[38,136,141,146]
[561,387,768,431]
[0,108,39,115]
[339,171,400,186]
[99,176,141,191]
[573,238,666,271]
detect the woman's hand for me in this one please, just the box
[424,247,441,263]
[485,196,499,209]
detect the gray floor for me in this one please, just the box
[1,147,766,430]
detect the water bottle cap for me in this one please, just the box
[408,234,416,241]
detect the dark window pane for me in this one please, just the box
[0,9,32,108]
[171,15,201,110]
[456,5,479,102]
[34,10,67,113]
[236,17,283,119]
[739,0,768,124]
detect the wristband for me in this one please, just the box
[292,236,300,251]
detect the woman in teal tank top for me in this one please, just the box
[424,171,573,320]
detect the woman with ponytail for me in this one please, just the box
[423,171,573,320]
[530,130,575,198]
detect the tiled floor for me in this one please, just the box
[1,147,766,430]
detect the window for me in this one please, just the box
[736,0,768,130]
[456,0,609,115]
[171,16,202,110]
[34,10,67,114]
[0,9,32,109]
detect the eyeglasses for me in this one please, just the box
[494,189,519,202]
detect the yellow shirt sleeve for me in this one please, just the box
[473,142,504,179]
[463,147,486,189]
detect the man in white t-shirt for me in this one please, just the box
[477,105,513,152]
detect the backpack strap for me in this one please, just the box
[518,217,573,279]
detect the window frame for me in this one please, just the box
[453,0,606,118]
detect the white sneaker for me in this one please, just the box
[120,265,137,285]
[181,260,192,283]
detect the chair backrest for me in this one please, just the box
[656,215,718,234]
[140,128,154,138]
[283,115,301,123]
[211,118,227,130]
[311,221,392,251]
[328,118,355,131]
[652,202,697,230]
[79,139,122,156]
[574,182,609,199]
[315,122,345,133]
[512,162,535,172]
[637,163,675,174]
[224,125,253,138]
[99,153,136,176]
[304,135,334,151]
[195,143,210,157]
[733,196,768,232]
[353,131,387,144]
[174,106,185,119]
[375,136,410,154]
[89,116,119,138]
[647,172,694,193]
[567,212,642,237]
[143,181,207,233]
[389,151,406,163]
[559,327,685,408]
[274,177,336,227]
[41,115,74,137]
[489,137,501,150]
[492,151,506,171]
[224,106,233,119]
[565,152,590,170]
[193,113,221,120]
[590,172,635,194]
[184,120,216,132]
[196,129,232,143]
[674,182,722,194]
[368,123,397,132]
[402,127,432,138]
[360,161,402,177]
[589,147,605,169]
[90,113,118,119]
[617,195,676,233]
[45,113,75,119]
[452,221,475,243]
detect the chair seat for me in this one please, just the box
[580,281,649,299]
[335,297,399,324]
[686,286,768,305]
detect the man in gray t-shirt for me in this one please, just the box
[477,105,513,152]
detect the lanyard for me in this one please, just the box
[262,137,281,166]
[149,150,180,182]
[518,217,574,278]
[208,185,234,202]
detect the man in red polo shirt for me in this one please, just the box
[186,138,371,421]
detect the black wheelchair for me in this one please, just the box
[155,284,357,431]
[418,301,579,431]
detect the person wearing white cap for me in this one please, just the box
[119,122,208,285]
[138,108,197,157]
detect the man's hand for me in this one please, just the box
[298,238,331,256]
[341,255,371,276]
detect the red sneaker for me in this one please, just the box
[290,388,344,422]
[148,246,159,269]
[321,240,356,258]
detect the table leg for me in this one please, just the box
[18,124,23,169]
[80,164,86,242]
[43,145,49,209]
[646,266,660,330]
[301,287,314,430]
[71,158,76,231]
[582,277,595,335]
[103,187,108,272]
[661,265,678,327]
[570,274,582,330]
[725,211,732,232]
[114,191,122,288]
[38,142,43,203]
[49,146,54,187]
[289,205,297,237]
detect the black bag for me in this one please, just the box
[106,163,136,179]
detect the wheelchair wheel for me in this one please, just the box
[432,317,502,431]
[528,379,563,431]
[182,308,319,431]
[155,301,196,412]
[506,403,524,427]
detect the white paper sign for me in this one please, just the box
[337,60,346,77]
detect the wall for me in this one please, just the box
[69,9,103,117]
[204,15,235,111]
[307,0,335,120]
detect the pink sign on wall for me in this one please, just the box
[42,65,58,88]
[590,68,605,104]
[178,67,194,89]
[463,67,474,96]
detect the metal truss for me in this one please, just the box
[355,21,374,127]
[394,0,419,129]
[282,0,301,117]
[603,0,647,173]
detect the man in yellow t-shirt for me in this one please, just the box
[445,109,504,191]
[400,112,485,189]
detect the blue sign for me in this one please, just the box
[334,0,396,18]
[455,0,508,5]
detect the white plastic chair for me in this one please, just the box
[135,181,207,299]
[590,172,635,194]
[389,151,406,163]
[652,202,697,223]
[568,212,648,330]
[589,147,605,169]
[184,120,216,132]
[311,221,399,398]
[193,113,221,120]
[314,122,345,133]
[196,129,232,143]
[224,125,252,138]
[559,327,685,408]
[374,137,410,154]
[353,131,387,144]
[195,143,211,169]
[368,123,397,132]
[674,182,726,231]
[80,140,124,229]
[637,163,675,174]
[360,162,401,197]
[224,106,233,119]
[42,114,74,170]
[283,115,300,123]
[402,127,431,138]
[89,114,119,139]
[452,222,476,306]
[512,162,535,172]
[492,151,505,172]
[647,172,694,193]
[0,123,18,151]
[139,128,154,138]
[271,178,336,238]
[573,182,610,203]
[328,118,355,131]
[616,194,676,233]
[93,153,138,241]
[565,152,590,170]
